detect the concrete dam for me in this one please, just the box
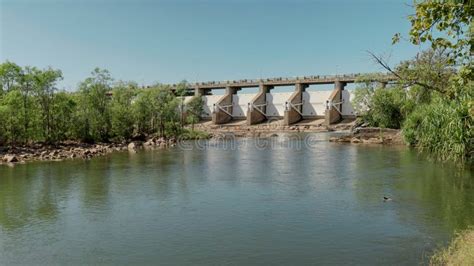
[178,73,394,126]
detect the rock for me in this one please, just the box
[351,137,361,143]
[363,137,383,144]
[128,142,137,150]
[144,139,154,146]
[4,155,18,163]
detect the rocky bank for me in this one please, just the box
[329,127,404,145]
[0,137,178,166]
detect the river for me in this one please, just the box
[0,133,473,265]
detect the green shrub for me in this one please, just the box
[403,96,473,163]
[354,86,410,129]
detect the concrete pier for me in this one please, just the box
[325,81,346,125]
[212,87,240,124]
[247,84,273,125]
[283,83,308,126]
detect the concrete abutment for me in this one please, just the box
[325,80,346,125]
[212,87,241,124]
[247,84,273,125]
[283,83,308,126]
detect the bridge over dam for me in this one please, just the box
[175,73,395,126]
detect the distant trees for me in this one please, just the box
[0,62,204,146]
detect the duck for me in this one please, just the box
[383,196,392,202]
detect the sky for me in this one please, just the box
[0,0,422,90]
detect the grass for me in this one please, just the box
[430,228,474,266]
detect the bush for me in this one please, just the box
[403,96,473,163]
[354,86,410,129]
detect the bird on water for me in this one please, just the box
[383,196,392,201]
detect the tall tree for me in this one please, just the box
[186,96,204,131]
[0,61,22,93]
[76,68,113,142]
[110,81,137,140]
[33,67,63,142]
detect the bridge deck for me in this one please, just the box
[183,73,394,90]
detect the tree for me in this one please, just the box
[133,89,155,135]
[185,96,204,130]
[18,67,39,141]
[50,91,77,142]
[110,81,137,140]
[0,61,22,93]
[392,0,472,66]
[175,80,188,129]
[154,86,179,138]
[368,0,473,162]
[33,67,63,142]
[0,90,26,144]
[75,68,113,142]
[373,0,472,97]
[133,85,179,138]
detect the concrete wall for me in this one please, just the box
[302,91,333,117]
[202,95,221,118]
[195,90,356,122]
[232,94,255,118]
[266,92,292,117]
[341,90,355,117]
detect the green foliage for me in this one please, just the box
[185,96,204,130]
[75,68,113,142]
[353,75,413,129]
[0,62,199,145]
[50,91,76,142]
[33,67,64,142]
[403,88,473,163]
[394,49,456,95]
[110,82,136,140]
[133,86,180,138]
[393,0,472,66]
[0,90,27,144]
[362,87,408,129]
[0,61,22,92]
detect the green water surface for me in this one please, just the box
[0,134,473,265]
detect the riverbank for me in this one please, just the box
[329,127,404,145]
[0,136,181,166]
[1,120,400,166]
[430,228,474,265]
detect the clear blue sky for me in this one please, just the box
[1,0,420,90]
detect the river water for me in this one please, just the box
[0,133,473,265]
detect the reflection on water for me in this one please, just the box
[0,135,473,265]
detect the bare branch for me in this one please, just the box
[366,50,444,93]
